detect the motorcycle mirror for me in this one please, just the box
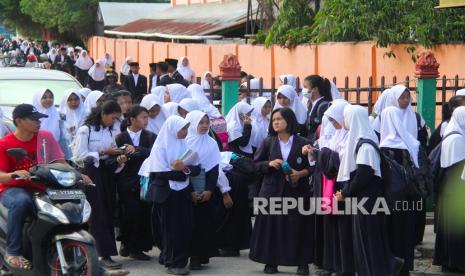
[6,148,28,161]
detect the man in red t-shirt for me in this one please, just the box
[0,104,65,270]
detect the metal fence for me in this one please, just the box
[197,75,465,119]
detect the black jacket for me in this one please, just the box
[124,73,148,103]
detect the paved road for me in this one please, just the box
[113,247,307,276]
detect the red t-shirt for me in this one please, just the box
[0,130,64,195]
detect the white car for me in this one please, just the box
[0,67,83,135]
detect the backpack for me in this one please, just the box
[428,130,462,192]
[355,138,408,210]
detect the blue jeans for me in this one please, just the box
[0,187,34,255]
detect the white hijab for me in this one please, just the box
[177,56,195,82]
[322,99,350,152]
[384,84,419,138]
[201,71,212,90]
[47,48,57,62]
[337,105,381,182]
[166,83,191,103]
[59,89,86,134]
[143,116,191,188]
[329,80,340,100]
[164,102,180,117]
[379,106,420,168]
[273,85,308,124]
[151,86,167,106]
[32,89,61,141]
[279,74,298,89]
[140,94,167,135]
[74,50,93,70]
[441,106,465,168]
[78,88,92,100]
[103,53,113,67]
[456,89,465,96]
[186,111,221,171]
[188,83,221,119]
[370,88,392,132]
[179,98,200,113]
[121,57,132,76]
[226,102,254,153]
[83,90,104,115]
[88,59,106,82]
[250,97,270,148]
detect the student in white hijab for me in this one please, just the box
[88,59,106,91]
[250,97,271,149]
[74,50,93,86]
[334,105,403,276]
[140,94,167,135]
[370,88,392,133]
[178,98,200,118]
[120,56,132,84]
[321,99,350,152]
[274,84,308,125]
[103,52,114,68]
[188,84,221,119]
[201,71,213,90]
[144,116,200,275]
[163,102,180,118]
[226,102,254,158]
[59,89,86,137]
[83,90,104,115]
[177,56,196,83]
[185,110,220,269]
[32,88,61,141]
[165,83,191,103]
[384,84,426,141]
[47,48,57,63]
[78,88,92,102]
[75,50,93,70]
[435,105,465,273]
[380,106,420,167]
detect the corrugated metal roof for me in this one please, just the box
[98,2,170,27]
[109,0,257,36]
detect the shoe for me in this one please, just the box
[130,251,150,261]
[103,269,130,276]
[297,265,310,275]
[189,259,202,270]
[218,249,240,257]
[391,257,404,276]
[264,264,278,274]
[166,267,189,275]
[119,244,130,257]
[100,257,123,270]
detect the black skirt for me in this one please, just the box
[84,162,118,257]
[249,184,314,266]
[157,187,193,268]
[190,201,217,260]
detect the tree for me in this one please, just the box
[0,0,43,37]
[310,0,465,47]
[261,0,314,48]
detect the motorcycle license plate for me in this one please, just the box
[46,189,85,200]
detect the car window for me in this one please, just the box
[0,79,81,107]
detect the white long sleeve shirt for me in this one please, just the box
[73,125,116,168]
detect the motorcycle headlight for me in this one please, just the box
[82,199,91,223]
[50,169,76,187]
[35,198,69,224]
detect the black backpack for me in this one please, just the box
[355,138,408,209]
[428,131,462,192]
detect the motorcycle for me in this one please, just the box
[0,146,99,276]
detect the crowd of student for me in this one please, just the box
[1,45,465,276]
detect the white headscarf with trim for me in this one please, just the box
[59,89,86,134]
[441,106,465,168]
[140,94,167,135]
[273,85,308,124]
[188,84,221,119]
[226,102,254,153]
[250,97,270,148]
[32,89,61,141]
[337,105,381,182]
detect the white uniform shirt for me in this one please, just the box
[73,125,116,168]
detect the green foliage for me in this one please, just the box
[263,0,314,47]
[310,0,465,47]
